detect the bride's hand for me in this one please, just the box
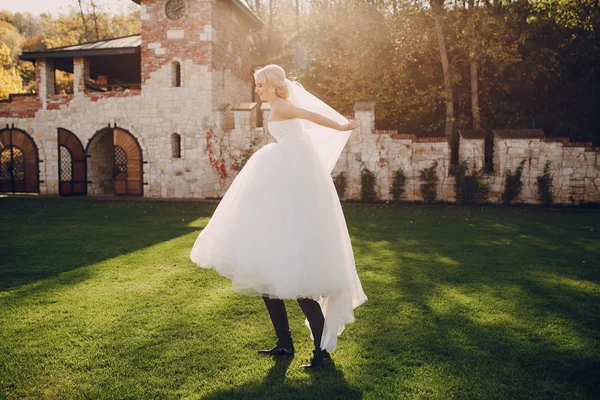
[339,120,359,131]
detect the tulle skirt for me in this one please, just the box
[190,135,366,350]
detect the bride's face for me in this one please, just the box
[254,80,272,102]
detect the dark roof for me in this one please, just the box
[458,129,486,139]
[130,0,262,28]
[492,129,545,139]
[20,35,141,60]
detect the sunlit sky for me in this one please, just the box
[0,0,137,16]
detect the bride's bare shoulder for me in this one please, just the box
[270,97,295,119]
[272,97,293,110]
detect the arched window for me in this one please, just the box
[172,61,181,87]
[171,133,181,158]
[59,145,73,180]
[114,146,128,181]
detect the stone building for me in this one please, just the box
[0,0,262,198]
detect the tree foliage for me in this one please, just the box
[251,0,600,143]
[0,2,140,96]
[1,0,598,144]
[0,44,23,99]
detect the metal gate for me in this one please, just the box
[58,128,87,196]
[0,126,39,194]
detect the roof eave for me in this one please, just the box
[20,47,140,61]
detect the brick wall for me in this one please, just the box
[0,94,40,118]
[211,0,254,108]
[140,0,212,83]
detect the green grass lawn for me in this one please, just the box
[0,198,599,399]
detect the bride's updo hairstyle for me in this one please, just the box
[254,64,289,100]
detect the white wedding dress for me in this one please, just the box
[190,83,367,351]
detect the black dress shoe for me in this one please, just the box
[258,345,295,356]
[300,350,331,368]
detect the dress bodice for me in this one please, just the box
[267,119,307,143]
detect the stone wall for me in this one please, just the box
[335,103,452,201]
[491,131,600,204]
[2,90,599,204]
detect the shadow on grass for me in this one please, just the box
[347,203,600,398]
[202,357,362,400]
[0,197,214,292]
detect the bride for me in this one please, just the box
[190,64,367,368]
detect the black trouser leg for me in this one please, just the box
[297,298,325,351]
[262,296,293,349]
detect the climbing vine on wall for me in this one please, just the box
[205,130,228,181]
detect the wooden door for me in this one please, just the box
[113,128,143,196]
[58,128,87,196]
[0,127,39,193]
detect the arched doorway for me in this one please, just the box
[0,127,39,194]
[86,127,143,196]
[58,128,87,196]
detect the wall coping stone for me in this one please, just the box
[543,137,570,143]
[492,129,545,139]
[354,102,375,111]
[232,102,257,111]
[564,142,593,147]
[391,133,417,140]
[459,129,485,139]
[415,137,448,143]
[374,129,398,135]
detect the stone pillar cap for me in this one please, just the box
[492,129,545,139]
[232,102,257,111]
[354,102,375,111]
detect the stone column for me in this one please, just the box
[458,129,485,172]
[354,102,375,136]
[232,102,257,131]
[37,59,56,109]
[213,103,230,132]
[73,57,90,96]
[260,102,271,134]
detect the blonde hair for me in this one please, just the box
[254,64,289,100]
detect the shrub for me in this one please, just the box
[333,171,347,199]
[361,167,378,202]
[419,161,439,203]
[451,161,490,204]
[389,168,407,201]
[502,159,526,204]
[536,160,553,205]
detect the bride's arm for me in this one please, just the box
[273,99,358,131]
